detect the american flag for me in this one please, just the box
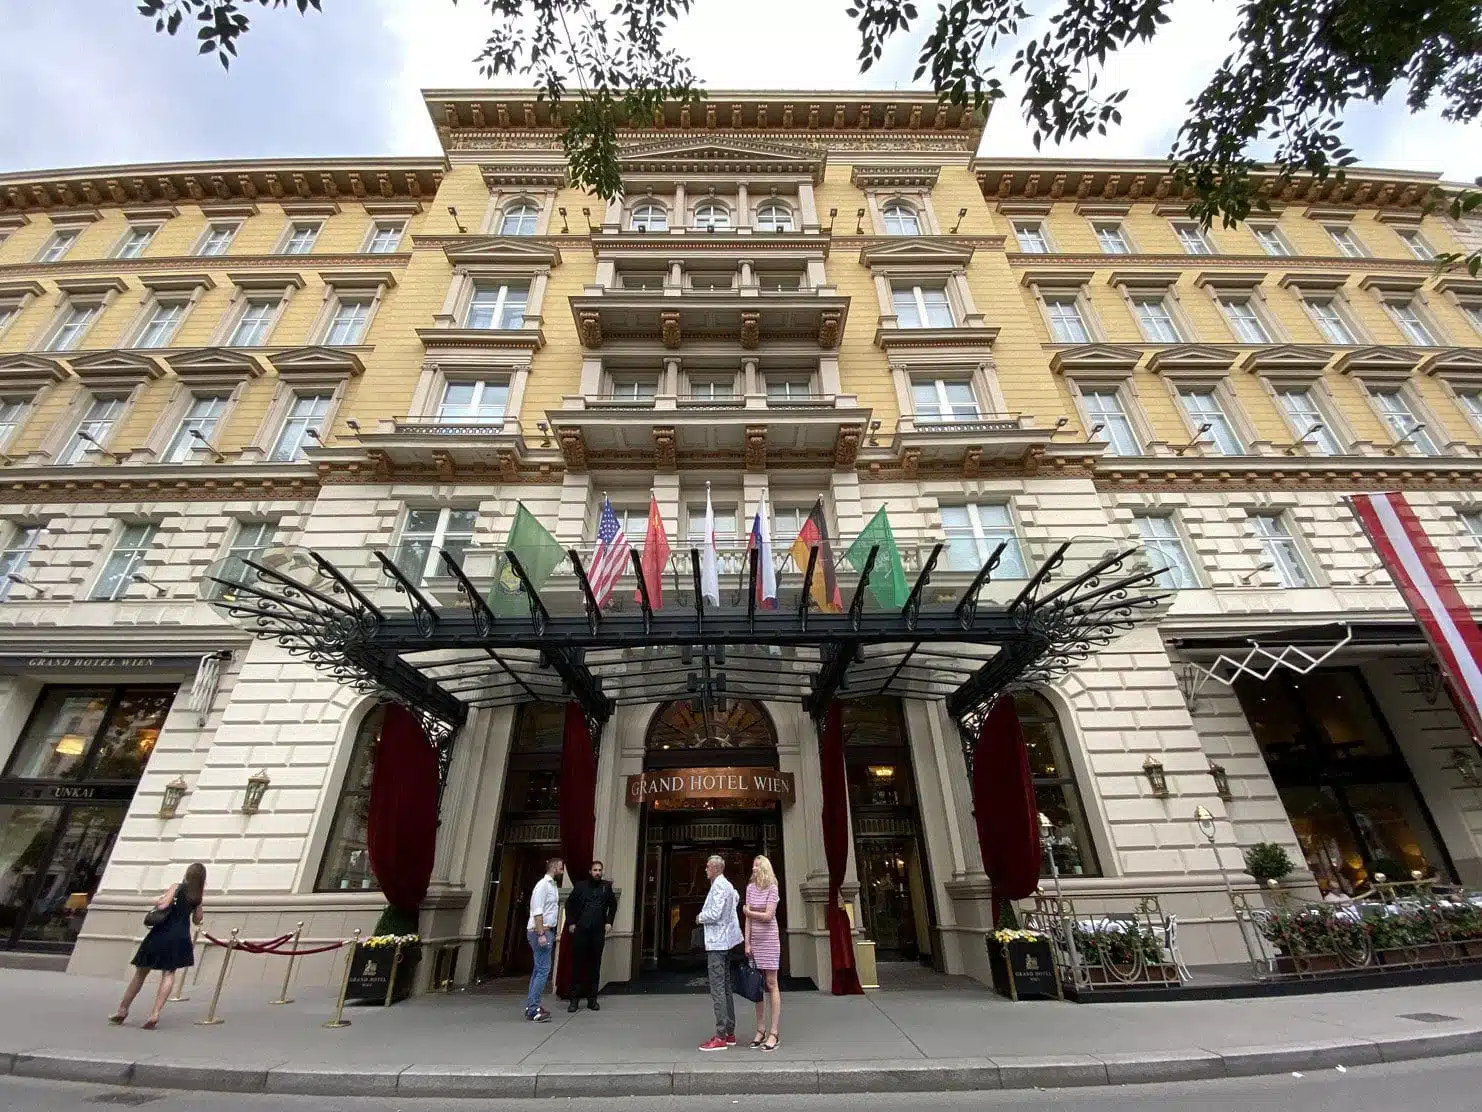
[588,497,628,608]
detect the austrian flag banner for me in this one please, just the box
[1348,492,1482,743]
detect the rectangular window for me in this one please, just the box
[1220,297,1272,343]
[1094,224,1131,254]
[270,393,331,462]
[46,304,98,352]
[1132,296,1181,343]
[770,505,809,542]
[1328,226,1367,258]
[1397,229,1435,260]
[687,506,739,544]
[438,380,508,423]
[92,523,157,601]
[1014,222,1049,253]
[610,378,658,402]
[1251,513,1311,588]
[37,229,78,263]
[229,298,277,347]
[0,399,27,448]
[1251,225,1292,256]
[57,397,124,465]
[1306,298,1357,345]
[1132,513,1198,589]
[911,379,980,423]
[1457,390,1482,434]
[0,305,16,336]
[1043,295,1090,343]
[891,285,953,329]
[3,685,173,784]
[0,525,41,602]
[1080,388,1141,456]
[114,225,156,259]
[1178,388,1245,455]
[688,379,736,401]
[1372,388,1439,455]
[395,507,479,582]
[324,298,371,346]
[1389,301,1440,346]
[216,519,277,600]
[941,503,1027,577]
[135,301,186,349]
[367,222,404,253]
[197,223,237,257]
[465,281,529,330]
[282,222,321,255]
[1276,387,1343,455]
[1463,304,1482,336]
[1174,223,1214,255]
[163,395,229,463]
[1461,510,1482,544]
[765,378,814,402]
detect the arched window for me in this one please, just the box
[646,699,775,753]
[631,201,668,232]
[882,200,921,236]
[755,201,793,232]
[315,703,385,891]
[499,201,540,236]
[693,201,730,230]
[1014,691,1101,877]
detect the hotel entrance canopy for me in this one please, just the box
[202,537,1170,772]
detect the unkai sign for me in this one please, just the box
[625,767,796,808]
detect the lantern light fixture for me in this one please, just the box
[159,776,187,820]
[242,769,271,815]
[1208,762,1233,802]
[1143,755,1170,798]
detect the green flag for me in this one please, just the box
[490,503,566,617]
[844,506,908,610]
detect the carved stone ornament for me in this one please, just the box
[578,310,603,348]
[901,447,921,477]
[432,450,457,482]
[745,425,768,471]
[496,449,521,481]
[558,429,588,471]
[739,312,760,350]
[833,425,862,469]
[818,310,842,350]
[963,446,983,477]
[653,426,677,471]
[661,312,682,350]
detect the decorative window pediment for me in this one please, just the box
[317,268,399,293]
[616,138,825,181]
[68,349,166,389]
[859,239,974,268]
[54,276,129,298]
[226,270,306,294]
[479,164,570,191]
[1277,272,1350,294]
[1423,347,1482,383]
[1106,269,1181,292]
[1434,276,1482,297]
[1074,201,1131,218]
[1335,345,1425,379]
[997,201,1052,218]
[0,280,45,300]
[442,238,561,268]
[1193,270,1267,293]
[139,273,216,295]
[1049,344,1144,378]
[165,347,266,386]
[0,353,68,392]
[850,164,940,189]
[1019,267,1095,291]
[267,346,365,381]
[1357,274,1426,296]
[1242,344,1337,379]
[1146,343,1241,378]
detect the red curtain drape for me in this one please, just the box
[555,702,597,998]
[820,701,863,995]
[971,695,1042,926]
[366,703,440,917]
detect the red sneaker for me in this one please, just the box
[724,1034,737,1047]
[698,1036,729,1052]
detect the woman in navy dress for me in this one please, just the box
[109,862,206,1029]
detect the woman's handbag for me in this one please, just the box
[143,891,174,927]
[733,956,764,1003]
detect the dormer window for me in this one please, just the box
[631,202,668,233]
[694,201,730,231]
[755,202,793,232]
[882,201,921,236]
[499,201,540,236]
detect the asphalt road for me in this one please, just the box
[5,1052,1482,1112]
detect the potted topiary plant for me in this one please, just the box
[1244,843,1294,899]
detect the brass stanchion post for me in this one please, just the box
[270,921,304,1006]
[170,925,201,1002]
[195,927,238,1026]
[383,941,404,1008]
[322,928,361,1030]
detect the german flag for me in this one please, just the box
[789,497,843,614]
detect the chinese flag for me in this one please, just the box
[788,497,843,614]
[635,494,670,610]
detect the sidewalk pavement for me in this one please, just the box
[4,967,1482,1098]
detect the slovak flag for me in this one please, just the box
[748,492,778,609]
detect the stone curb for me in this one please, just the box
[4,1028,1482,1097]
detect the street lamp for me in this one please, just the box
[1038,811,1081,984]
[1196,805,1254,975]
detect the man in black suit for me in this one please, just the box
[565,860,618,1011]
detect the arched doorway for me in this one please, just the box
[634,700,788,978]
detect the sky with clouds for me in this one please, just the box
[0,0,1477,183]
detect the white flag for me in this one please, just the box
[749,490,778,609]
[700,484,721,607]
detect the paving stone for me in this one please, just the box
[395,1064,539,1098]
[1095,1049,1226,1084]
[265,1062,406,1095]
[992,1053,1111,1088]
[673,1059,821,1095]
[13,1050,137,1085]
[1218,1038,1381,1077]
[820,1058,1002,1092]
[131,1058,275,1093]
[1375,1029,1482,1063]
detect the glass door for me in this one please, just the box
[856,839,921,961]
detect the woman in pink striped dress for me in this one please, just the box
[742,855,782,1052]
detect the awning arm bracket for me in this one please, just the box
[1008,541,1070,615]
[746,545,759,630]
[629,547,654,635]
[902,542,943,632]
[848,545,879,632]
[504,551,551,636]
[799,545,820,633]
[309,550,385,627]
[439,548,496,638]
[954,541,1006,630]
[1177,623,1353,712]
[374,551,440,638]
[568,548,603,635]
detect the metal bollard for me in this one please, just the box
[382,942,404,1009]
[195,927,238,1026]
[170,926,201,1002]
[270,921,304,1006]
[322,928,361,1030]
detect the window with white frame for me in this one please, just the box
[755,202,793,232]
[1173,223,1215,254]
[1178,387,1245,455]
[215,519,276,600]
[687,377,736,401]
[1043,294,1090,342]
[687,505,739,543]
[37,229,78,263]
[162,395,228,463]
[770,505,809,543]
[598,505,647,542]
[1080,388,1141,456]
[1306,298,1358,344]
[1251,224,1292,256]
[631,201,667,232]
[0,304,16,337]
[229,298,278,347]
[197,223,237,257]
[1131,295,1182,342]
[1456,389,1482,434]
[0,525,41,602]
[324,297,371,346]
[500,202,540,236]
[1371,388,1440,454]
[114,225,156,259]
[134,301,187,349]
[1461,510,1482,544]
[1327,225,1367,258]
[92,523,157,601]
[1396,228,1435,260]
[57,396,125,464]
[0,399,27,448]
[464,281,528,329]
[1461,303,1482,336]
[282,222,321,255]
[1220,296,1272,343]
[367,222,404,253]
[1094,223,1131,254]
[941,503,1027,577]
[689,271,734,292]
[438,379,508,423]
[1013,222,1049,253]
[882,201,921,236]
[1131,513,1198,589]
[1387,300,1441,345]
[693,201,730,230]
[1250,513,1311,587]
[765,377,814,402]
[609,377,658,402]
[395,508,478,582]
[892,284,953,329]
[270,393,331,461]
[45,303,99,352]
[911,379,980,422]
[1275,387,1343,454]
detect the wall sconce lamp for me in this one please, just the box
[536,420,551,447]
[159,776,188,819]
[305,427,325,445]
[582,207,595,232]
[447,205,467,234]
[189,428,225,462]
[826,207,838,233]
[1143,755,1170,798]
[75,429,125,464]
[5,572,45,597]
[855,208,866,234]
[130,572,167,598]
[1208,762,1233,802]
[345,419,362,434]
[1171,422,1212,456]
[1385,422,1428,456]
[242,769,271,815]
[558,207,570,233]
[868,419,882,446]
[951,207,967,233]
[1054,415,1069,430]
[1086,421,1105,442]
[1282,422,1326,455]
[1239,561,1274,585]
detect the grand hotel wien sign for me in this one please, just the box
[625,767,796,808]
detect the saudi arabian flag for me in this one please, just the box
[844,506,908,610]
[490,504,566,617]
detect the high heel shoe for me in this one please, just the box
[749,1028,766,1049]
[761,1033,780,1052]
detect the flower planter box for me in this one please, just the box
[1274,953,1342,975]
[987,938,1062,1001]
[1377,943,1456,967]
[347,941,422,1005]
[1463,940,1482,959]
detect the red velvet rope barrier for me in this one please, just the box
[203,932,349,957]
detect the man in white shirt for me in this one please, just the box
[524,856,565,1021]
[693,854,742,1051]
